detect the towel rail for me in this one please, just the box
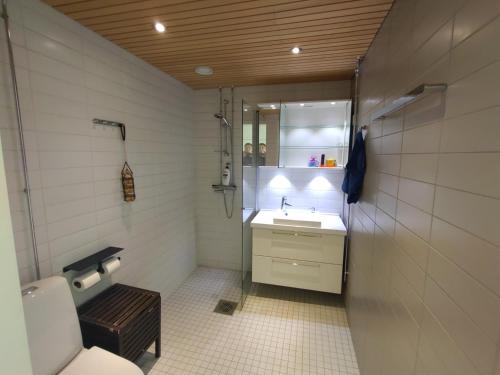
[371,83,447,121]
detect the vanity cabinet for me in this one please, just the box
[252,227,345,293]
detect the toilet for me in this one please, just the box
[22,276,143,375]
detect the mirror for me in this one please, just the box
[279,100,351,168]
[243,100,351,168]
[242,104,255,167]
[243,103,280,167]
[256,103,280,166]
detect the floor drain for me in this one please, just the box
[214,300,238,316]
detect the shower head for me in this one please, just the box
[214,113,231,128]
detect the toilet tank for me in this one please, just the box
[22,276,83,375]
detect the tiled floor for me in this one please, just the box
[138,267,359,375]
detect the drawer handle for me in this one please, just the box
[272,231,321,238]
[272,231,297,236]
[298,233,321,238]
[271,259,320,268]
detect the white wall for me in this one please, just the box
[0,131,32,375]
[346,0,500,374]
[194,81,351,270]
[0,0,196,296]
[257,167,345,214]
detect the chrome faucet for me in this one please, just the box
[281,196,292,214]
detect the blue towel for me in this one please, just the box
[342,130,366,204]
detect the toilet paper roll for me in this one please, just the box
[101,257,120,274]
[72,270,101,292]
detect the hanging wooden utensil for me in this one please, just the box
[121,161,135,202]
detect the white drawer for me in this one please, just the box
[252,255,342,294]
[252,228,344,265]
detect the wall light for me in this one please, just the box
[154,22,166,33]
[307,176,332,190]
[269,175,292,189]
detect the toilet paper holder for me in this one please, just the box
[96,256,121,274]
[63,246,124,273]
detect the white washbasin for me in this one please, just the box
[273,209,322,228]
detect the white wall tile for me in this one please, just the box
[398,178,435,214]
[378,172,399,197]
[430,218,500,296]
[417,306,479,375]
[400,154,439,183]
[434,186,500,247]
[402,121,442,154]
[1,0,197,295]
[437,153,500,199]
[428,248,500,343]
[349,3,500,370]
[394,222,431,271]
[424,278,497,375]
[446,60,500,118]
[453,0,500,46]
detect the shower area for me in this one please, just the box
[211,88,237,219]
[206,89,353,311]
[207,90,260,310]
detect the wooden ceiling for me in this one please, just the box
[43,0,393,89]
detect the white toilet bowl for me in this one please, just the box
[22,276,143,375]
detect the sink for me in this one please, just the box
[273,209,322,228]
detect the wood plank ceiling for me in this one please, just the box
[43,0,393,89]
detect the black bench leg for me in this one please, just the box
[155,336,161,358]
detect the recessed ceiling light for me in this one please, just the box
[331,102,336,105]
[300,103,305,107]
[244,108,248,112]
[195,66,213,76]
[154,22,166,33]
[291,47,302,54]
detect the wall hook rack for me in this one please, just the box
[93,118,126,141]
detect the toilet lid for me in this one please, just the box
[59,346,143,375]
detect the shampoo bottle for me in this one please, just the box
[222,163,231,186]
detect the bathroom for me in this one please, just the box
[1,0,499,374]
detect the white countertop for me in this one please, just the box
[251,209,347,235]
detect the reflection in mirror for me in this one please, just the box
[243,103,281,166]
[256,103,280,166]
[242,106,254,167]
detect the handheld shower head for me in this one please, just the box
[214,113,231,128]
